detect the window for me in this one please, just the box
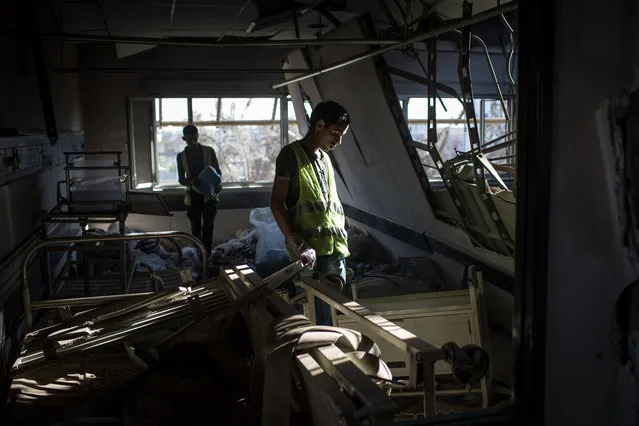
[482,99,515,176]
[156,98,189,185]
[288,98,313,141]
[406,97,513,181]
[153,97,284,187]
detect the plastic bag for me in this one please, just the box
[249,207,289,270]
[193,166,222,196]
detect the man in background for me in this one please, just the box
[177,124,222,257]
[270,101,351,325]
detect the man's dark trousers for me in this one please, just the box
[186,191,217,256]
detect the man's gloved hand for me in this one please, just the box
[286,234,316,269]
[214,184,222,194]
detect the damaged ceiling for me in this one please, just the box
[43,0,516,58]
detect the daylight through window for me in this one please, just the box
[155,97,286,186]
[406,97,513,183]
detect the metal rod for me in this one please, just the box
[482,131,516,148]
[271,2,518,89]
[386,65,462,102]
[1,31,404,47]
[30,292,154,310]
[53,67,324,74]
[25,286,214,342]
[44,218,120,224]
[454,30,510,121]
[481,138,516,155]
[486,153,516,161]
[64,166,130,170]
[14,293,230,373]
[65,151,123,156]
[63,200,125,205]
[21,231,208,330]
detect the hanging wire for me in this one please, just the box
[497,0,517,87]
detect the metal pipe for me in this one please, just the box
[454,30,510,121]
[271,2,518,89]
[64,151,123,156]
[53,67,323,74]
[481,138,516,155]
[487,153,516,161]
[21,231,208,330]
[165,237,183,268]
[25,286,214,342]
[64,166,130,170]
[44,218,120,224]
[482,130,516,148]
[385,65,462,103]
[14,292,231,373]
[1,31,404,47]
[30,292,154,310]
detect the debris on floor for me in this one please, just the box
[210,228,258,270]
[250,207,290,277]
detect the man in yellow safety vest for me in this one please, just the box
[177,124,222,258]
[271,101,351,325]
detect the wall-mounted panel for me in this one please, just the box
[0,133,83,261]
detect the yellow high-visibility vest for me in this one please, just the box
[287,142,349,259]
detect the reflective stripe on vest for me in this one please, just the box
[288,142,349,259]
[180,146,216,206]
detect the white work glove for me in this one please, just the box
[286,234,316,269]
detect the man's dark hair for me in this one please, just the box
[183,124,198,136]
[309,101,351,129]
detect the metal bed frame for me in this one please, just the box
[21,231,208,331]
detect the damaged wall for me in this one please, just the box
[0,3,85,405]
[286,19,513,269]
[282,17,514,334]
[77,26,513,174]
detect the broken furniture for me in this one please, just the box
[21,231,208,331]
[7,259,306,420]
[39,150,173,293]
[294,266,491,415]
[340,266,492,408]
[220,263,397,425]
[442,154,516,255]
[220,263,489,422]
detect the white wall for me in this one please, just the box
[112,209,254,246]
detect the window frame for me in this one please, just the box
[150,95,292,189]
[405,96,514,184]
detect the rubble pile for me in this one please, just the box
[209,229,258,271]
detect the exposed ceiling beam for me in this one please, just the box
[272,1,518,89]
[53,67,322,74]
[0,31,402,47]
